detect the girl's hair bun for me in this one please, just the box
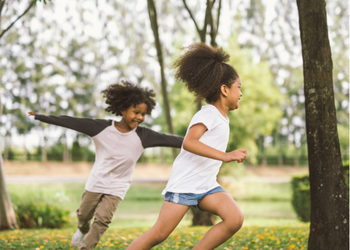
[173,42,238,104]
[213,47,230,64]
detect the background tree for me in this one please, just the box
[147,0,176,158]
[296,0,349,249]
[0,0,52,231]
[181,0,224,226]
[0,95,18,229]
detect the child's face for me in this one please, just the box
[226,77,242,110]
[121,103,148,130]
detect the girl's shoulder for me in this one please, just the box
[194,105,217,117]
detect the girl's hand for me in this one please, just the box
[28,111,36,116]
[224,149,247,163]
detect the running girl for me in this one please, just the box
[127,43,247,250]
[28,80,183,250]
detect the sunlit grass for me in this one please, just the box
[3,179,308,249]
[0,224,309,249]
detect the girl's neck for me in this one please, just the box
[211,101,229,118]
[114,120,133,133]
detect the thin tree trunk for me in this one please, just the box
[147,0,177,159]
[0,95,18,230]
[41,136,47,163]
[4,136,9,161]
[293,146,299,167]
[296,0,349,249]
[183,0,222,226]
[22,135,27,163]
[63,133,69,163]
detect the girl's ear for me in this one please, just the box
[220,84,229,97]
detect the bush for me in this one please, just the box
[291,162,349,223]
[14,201,70,229]
[291,174,311,222]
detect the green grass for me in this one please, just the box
[0,224,309,249]
[4,180,309,249]
[7,181,297,229]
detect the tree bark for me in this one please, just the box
[0,95,18,230]
[296,0,349,249]
[147,0,177,159]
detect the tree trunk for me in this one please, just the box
[147,0,177,159]
[183,0,222,226]
[293,146,299,167]
[22,135,27,163]
[4,136,9,161]
[63,134,69,163]
[190,207,214,226]
[41,136,47,163]
[0,95,18,230]
[296,0,349,249]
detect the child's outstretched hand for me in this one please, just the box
[224,149,247,163]
[28,111,36,116]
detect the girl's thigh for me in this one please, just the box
[197,192,243,221]
[151,201,190,235]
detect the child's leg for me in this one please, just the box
[192,192,244,250]
[127,201,190,250]
[77,191,103,234]
[80,194,121,250]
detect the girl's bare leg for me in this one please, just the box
[127,201,190,250]
[192,192,244,250]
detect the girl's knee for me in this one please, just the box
[155,233,169,245]
[150,230,170,245]
[227,211,244,233]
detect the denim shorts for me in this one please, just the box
[164,186,226,211]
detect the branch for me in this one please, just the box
[210,0,221,47]
[182,0,202,40]
[202,0,214,43]
[0,0,36,39]
[0,0,6,17]
[216,0,221,37]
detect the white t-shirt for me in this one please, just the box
[35,114,183,200]
[162,105,230,195]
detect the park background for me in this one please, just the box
[0,0,348,249]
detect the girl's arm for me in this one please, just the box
[136,126,183,149]
[28,111,111,137]
[183,123,247,163]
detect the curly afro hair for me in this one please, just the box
[173,43,239,103]
[101,80,156,116]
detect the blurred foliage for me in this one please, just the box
[291,174,311,222]
[10,186,71,229]
[291,162,349,223]
[0,0,348,164]
[14,201,70,229]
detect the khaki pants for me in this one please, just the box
[77,190,122,250]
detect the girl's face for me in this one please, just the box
[121,103,148,130]
[226,77,242,110]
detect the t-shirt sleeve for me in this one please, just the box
[188,108,216,132]
[136,126,183,149]
[34,114,111,137]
